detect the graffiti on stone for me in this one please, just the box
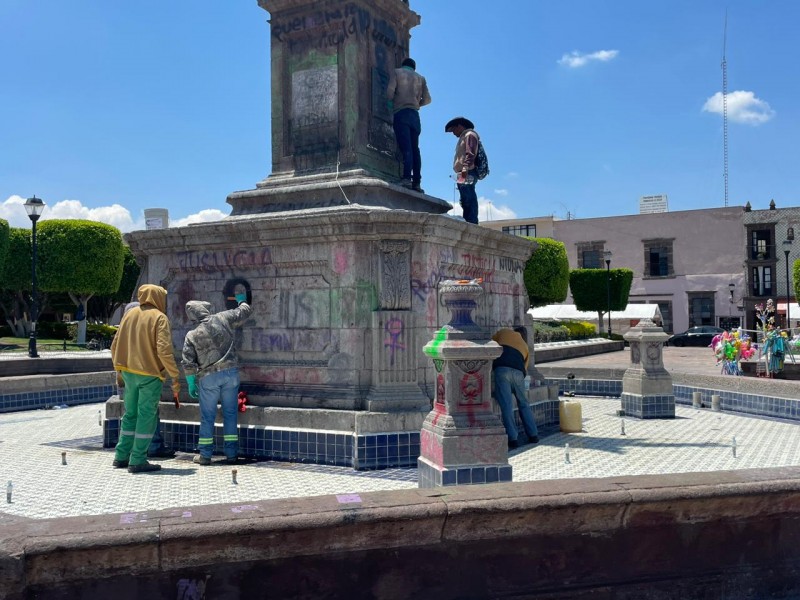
[383,317,405,366]
[176,249,272,274]
[292,66,337,130]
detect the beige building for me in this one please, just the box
[484,206,751,334]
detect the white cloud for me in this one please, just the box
[0,195,227,233]
[45,199,138,231]
[172,209,227,227]
[449,197,517,222]
[494,189,509,196]
[0,195,29,228]
[702,90,775,125]
[558,49,619,68]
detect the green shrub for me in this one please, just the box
[532,321,570,343]
[88,323,118,342]
[523,237,569,308]
[562,320,596,339]
[65,322,118,343]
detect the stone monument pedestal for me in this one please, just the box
[418,280,511,487]
[621,318,674,419]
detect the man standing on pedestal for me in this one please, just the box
[387,57,431,193]
[445,116,481,225]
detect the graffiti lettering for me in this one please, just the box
[254,331,293,352]
[176,249,272,274]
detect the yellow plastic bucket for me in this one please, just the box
[559,400,583,433]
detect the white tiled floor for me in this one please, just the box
[2,399,800,520]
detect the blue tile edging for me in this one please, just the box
[673,384,800,420]
[102,418,421,470]
[1,385,114,413]
[545,377,800,422]
[418,457,512,488]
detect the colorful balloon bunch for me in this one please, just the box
[710,329,755,376]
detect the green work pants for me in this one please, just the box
[114,371,162,466]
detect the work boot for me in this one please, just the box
[412,184,425,193]
[112,459,129,469]
[399,178,413,189]
[193,455,211,466]
[127,462,161,474]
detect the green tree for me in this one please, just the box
[793,259,800,306]
[0,219,9,277]
[0,228,32,337]
[88,245,141,322]
[523,237,569,308]
[38,220,124,344]
[570,268,634,334]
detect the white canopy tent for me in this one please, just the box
[528,304,663,335]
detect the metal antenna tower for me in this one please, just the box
[722,11,729,207]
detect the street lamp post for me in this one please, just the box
[24,196,46,359]
[784,239,793,331]
[604,250,613,337]
[728,282,735,320]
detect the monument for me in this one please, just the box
[106,0,536,470]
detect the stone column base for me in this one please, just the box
[417,456,512,488]
[621,392,676,419]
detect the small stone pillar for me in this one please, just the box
[418,280,510,488]
[621,317,674,419]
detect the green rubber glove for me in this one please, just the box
[186,374,199,399]
[235,292,247,304]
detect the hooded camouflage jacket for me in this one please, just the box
[181,300,253,380]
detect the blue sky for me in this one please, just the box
[1,1,797,231]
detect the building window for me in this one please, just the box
[656,301,673,334]
[582,250,602,269]
[752,266,774,297]
[576,241,606,269]
[643,239,674,277]
[751,229,772,260]
[688,293,715,327]
[502,224,536,237]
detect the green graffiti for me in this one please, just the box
[424,326,448,358]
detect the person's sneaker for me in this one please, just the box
[127,462,161,473]
[112,459,129,469]
[529,436,540,444]
[148,447,176,459]
[193,455,212,466]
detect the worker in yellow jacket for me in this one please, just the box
[111,284,181,473]
[492,326,539,449]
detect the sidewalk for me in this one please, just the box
[3,376,800,521]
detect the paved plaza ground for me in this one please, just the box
[3,347,800,523]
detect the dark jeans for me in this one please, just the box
[457,169,479,224]
[493,367,539,443]
[393,108,421,184]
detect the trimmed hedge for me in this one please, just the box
[523,237,569,308]
[532,321,570,343]
[562,320,596,339]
